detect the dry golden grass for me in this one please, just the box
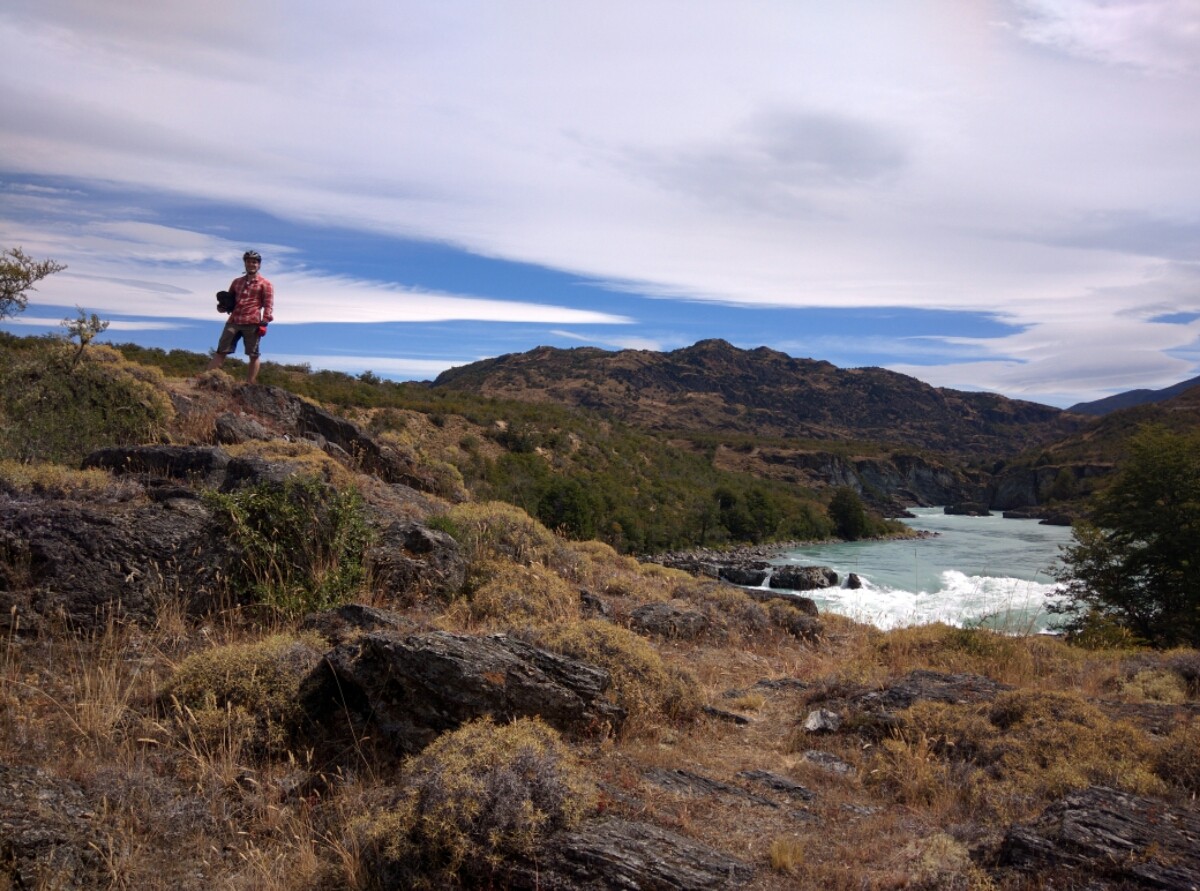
[438,500,564,568]
[452,558,581,629]
[533,619,702,731]
[0,459,143,500]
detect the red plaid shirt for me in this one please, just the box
[228,274,274,326]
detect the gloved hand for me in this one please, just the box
[257,325,268,337]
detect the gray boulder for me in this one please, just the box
[300,630,625,753]
[236,386,443,492]
[717,562,771,586]
[82,445,229,487]
[768,565,838,591]
[630,601,709,640]
[504,818,754,891]
[0,496,228,631]
[213,411,274,444]
[299,603,418,647]
[366,520,466,604]
[944,502,991,516]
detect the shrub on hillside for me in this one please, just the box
[161,634,322,756]
[534,619,701,726]
[868,690,1165,821]
[1154,719,1200,793]
[430,500,564,568]
[462,558,581,628]
[204,476,374,616]
[672,579,771,641]
[0,341,173,463]
[365,717,596,887]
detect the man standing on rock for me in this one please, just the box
[206,249,274,385]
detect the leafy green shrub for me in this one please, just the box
[205,476,374,616]
[0,342,173,463]
[162,634,321,755]
[464,559,580,628]
[1053,426,1200,647]
[535,620,701,726]
[368,717,596,887]
[828,486,870,540]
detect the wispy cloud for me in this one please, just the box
[1012,0,1200,74]
[1,1,1198,405]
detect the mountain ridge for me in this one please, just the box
[1067,374,1200,416]
[433,338,1085,456]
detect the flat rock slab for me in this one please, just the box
[644,767,779,808]
[856,669,1014,712]
[999,785,1200,889]
[736,769,817,802]
[0,497,227,631]
[509,818,755,890]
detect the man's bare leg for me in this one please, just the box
[206,353,226,372]
[247,356,261,385]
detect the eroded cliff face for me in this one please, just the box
[985,462,1113,511]
[713,445,989,513]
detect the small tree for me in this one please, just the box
[61,306,109,369]
[828,486,870,541]
[1,247,66,319]
[1052,426,1200,647]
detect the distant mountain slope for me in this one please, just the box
[1039,382,1200,464]
[1068,375,1200,416]
[432,339,1086,455]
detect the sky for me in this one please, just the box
[2,1,1199,408]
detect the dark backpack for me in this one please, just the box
[216,290,237,313]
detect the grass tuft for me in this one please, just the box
[365,716,595,887]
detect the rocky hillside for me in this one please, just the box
[433,339,1087,455]
[3,362,1200,890]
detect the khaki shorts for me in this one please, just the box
[216,322,263,358]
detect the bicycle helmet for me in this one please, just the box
[243,250,262,262]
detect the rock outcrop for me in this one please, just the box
[999,785,1200,888]
[0,495,228,631]
[769,565,838,591]
[300,630,626,753]
[366,816,754,891]
[365,520,466,603]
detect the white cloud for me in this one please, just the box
[2,1,1199,404]
[1012,0,1200,74]
[267,353,469,380]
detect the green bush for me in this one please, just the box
[1053,425,1200,647]
[0,342,173,463]
[368,717,595,887]
[204,476,374,616]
